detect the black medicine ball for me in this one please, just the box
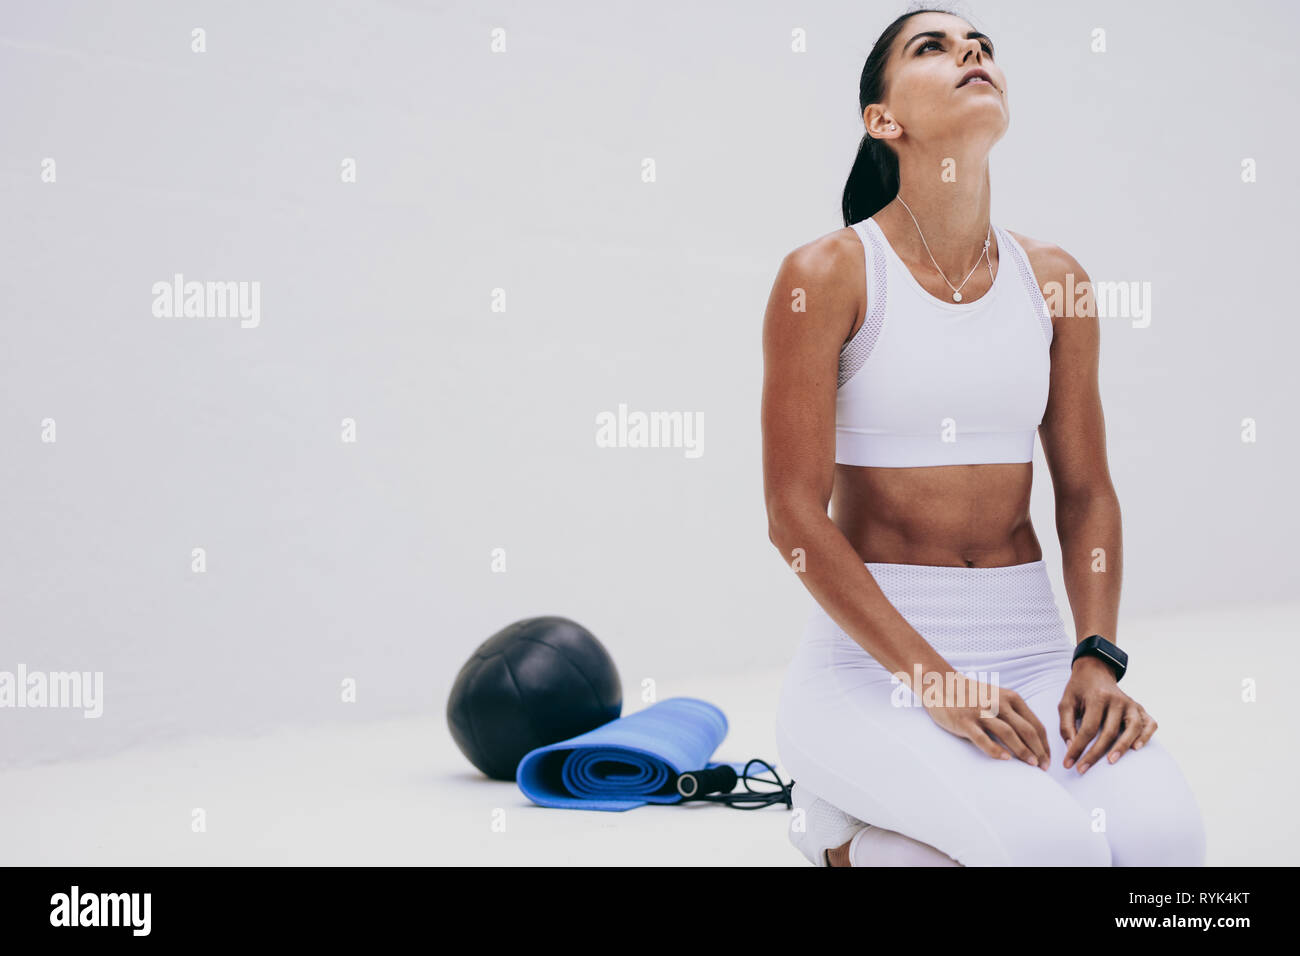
[446,615,622,780]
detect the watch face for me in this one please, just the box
[1089,636,1126,664]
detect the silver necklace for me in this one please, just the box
[894,196,994,302]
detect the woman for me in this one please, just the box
[762,8,1206,867]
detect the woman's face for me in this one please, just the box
[875,11,1009,143]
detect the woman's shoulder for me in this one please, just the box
[767,225,867,345]
[773,226,873,326]
[1003,228,1091,293]
[780,224,868,281]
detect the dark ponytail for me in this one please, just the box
[842,6,961,227]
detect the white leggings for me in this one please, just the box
[774,560,1207,866]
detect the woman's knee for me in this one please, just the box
[1074,740,1208,867]
[959,805,1112,867]
[1108,796,1207,867]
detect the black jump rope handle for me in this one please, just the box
[675,766,738,798]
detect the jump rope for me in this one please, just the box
[672,759,794,810]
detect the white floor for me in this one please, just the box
[3,600,1296,866]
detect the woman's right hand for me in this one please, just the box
[920,674,1051,770]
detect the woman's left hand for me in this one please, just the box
[1057,657,1157,773]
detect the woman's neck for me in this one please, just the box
[880,158,994,272]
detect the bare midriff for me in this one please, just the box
[830,462,1043,568]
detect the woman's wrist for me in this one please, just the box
[1071,653,1119,681]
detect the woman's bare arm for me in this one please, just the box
[761,233,953,683]
[1028,240,1122,647]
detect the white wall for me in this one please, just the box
[1,0,1296,768]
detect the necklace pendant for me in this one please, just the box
[952,291,962,302]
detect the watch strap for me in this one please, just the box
[1072,634,1127,681]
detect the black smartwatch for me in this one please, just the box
[1072,634,1127,681]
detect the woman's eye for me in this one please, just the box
[917,38,995,56]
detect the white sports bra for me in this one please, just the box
[835,216,1054,468]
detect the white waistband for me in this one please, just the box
[835,428,1035,467]
[807,559,1072,658]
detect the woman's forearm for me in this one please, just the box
[1055,490,1123,645]
[768,504,953,683]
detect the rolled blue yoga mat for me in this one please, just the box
[516,697,748,810]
